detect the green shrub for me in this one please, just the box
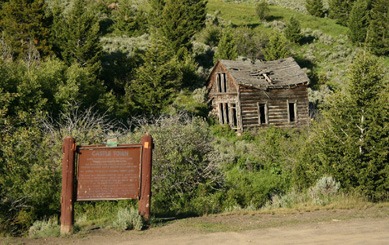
[127,113,224,216]
[224,167,288,209]
[255,0,270,21]
[309,176,340,205]
[28,217,60,238]
[113,207,144,231]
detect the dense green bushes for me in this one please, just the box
[127,114,224,215]
[1,0,388,237]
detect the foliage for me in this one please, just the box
[234,26,267,61]
[51,0,102,74]
[167,88,209,117]
[365,0,389,56]
[109,0,148,37]
[0,102,115,235]
[295,51,388,201]
[127,38,182,116]
[28,217,60,238]
[263,32,290,60]
[308,176,341,205]
[305,0,324,17]
[347,0,370,44]
[113,207,144,231]
[0,0,52,60]
[198,25,223,48]
[255,0,270,21]
[148,0,166,31]
[284,16,302,43]
[157,0,207,54]
[128,114,223,215]
[214,28,238,62]
[328,0,356,25]
[264,176,358,209]
[212,127,304,209]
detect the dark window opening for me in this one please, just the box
[225,103,229,124]
[216,73,227,93]
[289,103,296,122]
[223,73,227,92]
[259,104,267,124]
[219,103,238,128]
[219,103,224,123]
[217,74,222,92]
[231,104,238,127]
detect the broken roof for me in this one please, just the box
[217,57,309,89]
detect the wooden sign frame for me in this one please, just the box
[60,134,153,235]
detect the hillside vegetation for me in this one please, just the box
[0,0,387,237]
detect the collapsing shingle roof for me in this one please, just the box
[218,57,309,89]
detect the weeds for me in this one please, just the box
[112,208,144,231]
[28,217,60,238]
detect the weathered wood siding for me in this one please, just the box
[207,63,238,94]
[208,61,310,131]
[239,84,309,130]
[208,63,241,130]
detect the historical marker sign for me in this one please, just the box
[77,146,142,200]
[60,134,153,235]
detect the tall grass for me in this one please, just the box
[208,0,347,37]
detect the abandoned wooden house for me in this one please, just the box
[207,57,310,131]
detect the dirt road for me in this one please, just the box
[4,206,389,244]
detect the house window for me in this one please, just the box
[258,103,268,125]
[217,73,227,92]
[231,103,238,128]
[288,101,297,123]
[219,103,238,128]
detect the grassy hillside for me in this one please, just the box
[208,0,347,37]
[207,0,389,94]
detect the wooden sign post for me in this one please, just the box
[60,137,76,235]
[60,134,153,235]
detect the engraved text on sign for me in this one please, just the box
[77,146,142,200]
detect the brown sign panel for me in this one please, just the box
[76,145,142,201]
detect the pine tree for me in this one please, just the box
[110,0,148,37]
[263,32,290,61]
[284,17,302,43]
[148,0,165,31]
[329,0,356,25]
[158,0,207,54]
[127,38,183,116]
[51,0,102,74]
[348,0,370,43]
[306,0,324,17]
[365,0,389,56]
[214,29,238,62]
[301,51,388,200]
[0,0,52,59]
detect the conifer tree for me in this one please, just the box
[214,29,238,62]
[127,38,183,116]
[329,0,356,25]
[305,0,324,17]
[365,0,389,56]
[158,0,207,54]
[0,0,52,59]
[348,0,370,43]
[298,51,388,200]
[148,0,165,31]
[263,33,290,61]
[110,0,148,37]
[284,17,302,43]
[51,0,102,74]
